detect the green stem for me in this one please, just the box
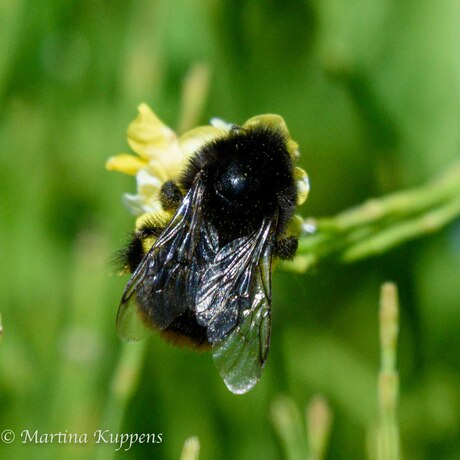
[95,341,147,460]
[376,283,400,460]
[342,196,460,262]
[289,161,460,272]
[317,161,460,233]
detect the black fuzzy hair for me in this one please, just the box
[114,214,170,273]
[160,180,183,211]
[179,125,297,240]
[274,235,299,260]
[161,309,210,349]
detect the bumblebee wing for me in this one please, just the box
[116,179,213,341]
[196,219,274,394]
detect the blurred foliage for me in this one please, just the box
[1,1,460,459]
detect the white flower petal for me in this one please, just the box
[294,167,310,205]
[123,193,148,216]
[136,169,163,195]
[123,193,163,216]
[210,117,233,130]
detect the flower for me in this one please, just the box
[106,104,309,231]
[106,103,226,219]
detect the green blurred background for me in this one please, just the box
[1,1,460,459]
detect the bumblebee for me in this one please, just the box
[116,122,300,394]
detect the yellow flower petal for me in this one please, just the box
[286,214,304,236]
[127,103,183,164]
[287,139,300,159]
[110,107,308,226]
[244,114,289,133]
[179,126,226,158]
[244,114,299,159]
[294,167,310,205]
[105,154,147,176]
[143,161,169,183]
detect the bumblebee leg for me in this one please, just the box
[160,180,183,211]
[118,223,165,273]
[116,182,181,273]
[274,235,298,260]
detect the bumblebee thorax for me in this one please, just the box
[191,126,297,238]
[215,159,259,205]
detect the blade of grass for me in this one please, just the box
[306,395,333,460]
[270,395,308,460]
[376,283,400,460]
[180,436,200,460]
[94,340,147,460]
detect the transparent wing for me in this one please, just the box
[116,178,217,341]
[196,219,274,394]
